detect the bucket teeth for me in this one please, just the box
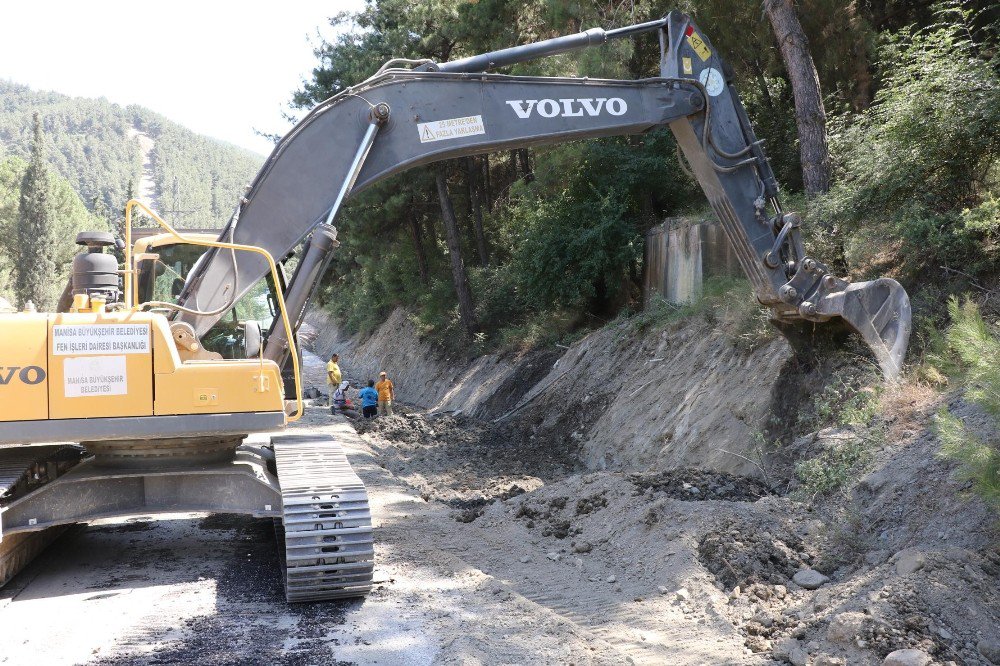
[272,434,374,602]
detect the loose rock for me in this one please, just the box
[772,637,800,661]
[792,568,830,590]
[883,649,932,666]
[828,611,867,644]
[788,646,810,666]
[893,549,926,576]
[814,656,845,666]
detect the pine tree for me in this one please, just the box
[15,113,57,309]
[763,0,831,194]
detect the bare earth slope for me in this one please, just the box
[308,307,790,476]
[309,307,999,665]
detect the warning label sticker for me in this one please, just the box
[418,115,485,143]
[686,30,712,62]
[63,355,127,398]
[52,324,150,356]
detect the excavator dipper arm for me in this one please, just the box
[177,11,910,378]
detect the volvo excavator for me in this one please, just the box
[0,12,910,603]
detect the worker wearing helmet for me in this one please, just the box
[375,371,394,417]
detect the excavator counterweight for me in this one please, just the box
[0,10,910,602]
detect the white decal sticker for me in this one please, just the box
[63,355,127,398]
[506,97,629,119]
[418,115,486,143]
[52,323,150,355]
[699,67,725,97]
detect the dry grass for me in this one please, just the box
[878,380,943,446]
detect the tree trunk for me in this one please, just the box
[408,206,429,285]
[763,0,831,195]
[482,156,493,213]
[435,169,479,338]
[517,149,534,183]
[751,59,775,111]
[466,157,490,266]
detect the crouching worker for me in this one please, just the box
[359,380,379,419]
[331,381,360,419]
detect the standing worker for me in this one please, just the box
[326,353,342,404]
[375,371,394,417]
[359,380,379,419]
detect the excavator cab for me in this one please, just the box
[132,231,283,360]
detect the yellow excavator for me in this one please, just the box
[0,11,910,602]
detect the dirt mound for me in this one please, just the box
[630,469,770,502]
[698,521,811,590]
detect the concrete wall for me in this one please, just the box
[643,218,740,305]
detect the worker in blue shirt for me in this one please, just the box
[358,380,379,419]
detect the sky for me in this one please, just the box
[0,1,366,155]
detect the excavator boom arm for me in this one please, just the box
[176,11,910,378]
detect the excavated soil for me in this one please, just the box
[355,408,582,523]
[352,403,999,665]
[305,307,999,666]
[698,521,810,590]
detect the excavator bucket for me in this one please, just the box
[840,278,911,380]
[815,276,912,380]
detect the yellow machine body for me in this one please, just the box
[0,310,284,423]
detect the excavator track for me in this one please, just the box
[272,434,374,602]
[0,445,85,588]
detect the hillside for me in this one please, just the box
[0,80,263,228]
[303,300,999,666]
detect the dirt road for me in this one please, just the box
[0,405,763,665]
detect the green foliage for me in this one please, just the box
[620,275,773,349]
[797,366,883,432]
[929,297,1000,513]
[15,114,55,309]
[935,409,1000,511]
[790,361,886,497]
[0,116,105,309]
[148,119,262,227]
[0,82,141,212]
[511,188,637,311]
[813,16,1000,276]
[0,81,262,230]
[794,435,870,498]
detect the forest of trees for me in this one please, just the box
[0,80,263,231]
[0,119,103,308]
[0,81,266,307]
[298,0,999,354]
